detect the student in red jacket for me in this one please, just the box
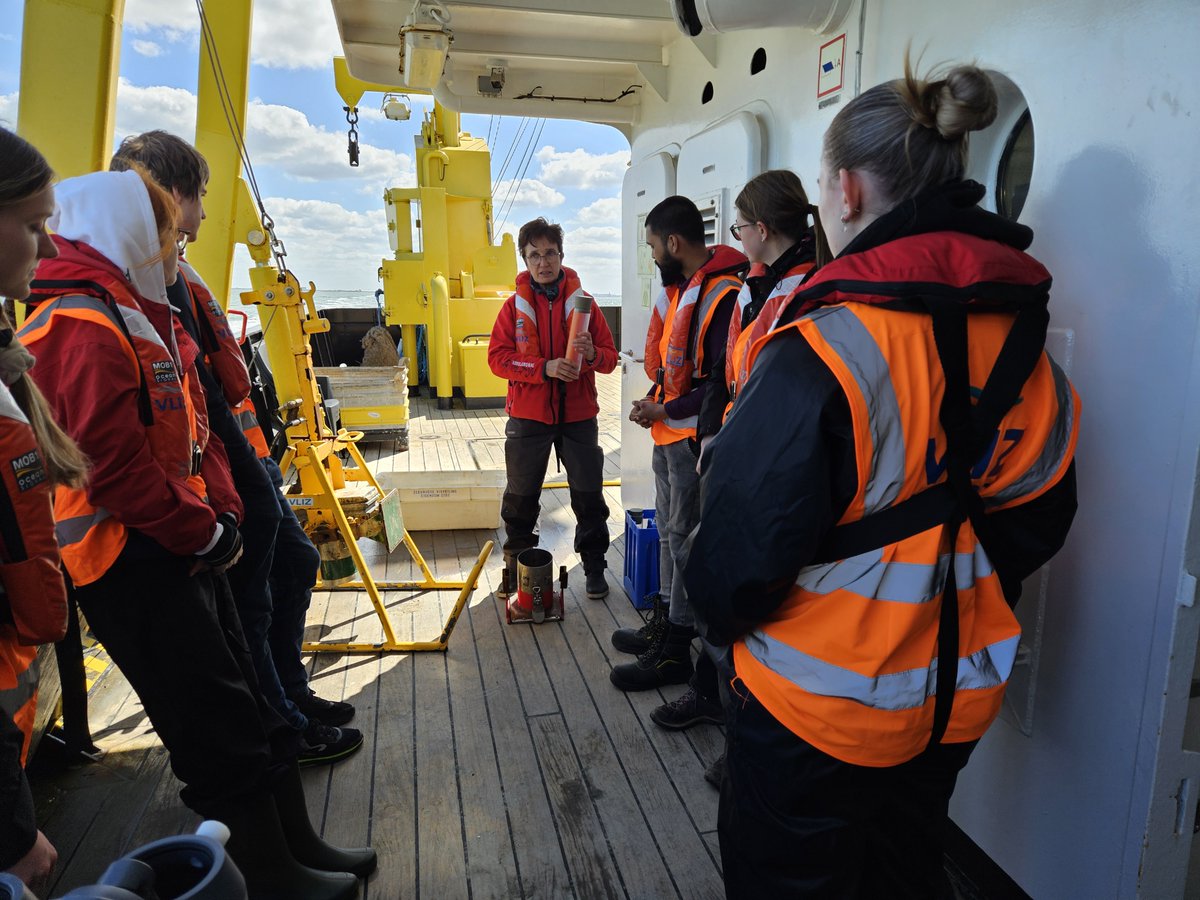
[488,218,617,599]
[0,126,88,894]
[21,160,369,900]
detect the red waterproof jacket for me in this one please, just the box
[23,238,241,578]
[488,267,617,425]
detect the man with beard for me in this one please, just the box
[611,196,745,695]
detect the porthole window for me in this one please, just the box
[701,81,714,104]
[996,110,1034,221]
[751,48,767,75]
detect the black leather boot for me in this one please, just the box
[273,762,378,877]
[609,621,695,691]
[611,594,667,654]
[218,792,359,900]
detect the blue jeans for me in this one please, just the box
[263,456,321,702]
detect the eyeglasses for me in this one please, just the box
[729,222,753,241]
[526,250,560,264]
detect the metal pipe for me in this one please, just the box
[431,274,454,409]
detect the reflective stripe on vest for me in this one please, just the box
[725,267,812,416]
[0,635,38,765]
[734,300,1077,767]
[649,273,741,444]
[234,398,271,459]
[0,653,37,720]
[21,292,206,585]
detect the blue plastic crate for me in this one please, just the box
[622,508,660,610]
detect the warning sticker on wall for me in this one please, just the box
[817,34,846,99]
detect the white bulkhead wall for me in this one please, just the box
[621,0,1200,896]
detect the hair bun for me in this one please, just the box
[926,65,998,140]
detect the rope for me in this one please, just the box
[193,0,289,279]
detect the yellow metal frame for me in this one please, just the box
[242,268,489,654]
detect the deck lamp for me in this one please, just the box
[401,0,453,91]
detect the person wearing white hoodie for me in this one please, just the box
[16,158,372,900]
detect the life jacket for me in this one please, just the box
[233,397,271,459]
[0,632,36,767]
[724,259,815,417]
[22,268,208,587]
[513,267,590,360]
[178,261,252,407]
[644,245,745,444]
[0,381,67,648]
[177,262,269,457]
[0,381,68,766]
[734,231,1080,767]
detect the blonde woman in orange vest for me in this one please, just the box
[685,62,1079,897]
[611,197,745,693]
[0,127,88,893]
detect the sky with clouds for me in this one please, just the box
[0,0,630,293]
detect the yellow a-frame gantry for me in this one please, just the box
[240,261,491,654]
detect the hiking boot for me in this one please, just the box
[704,752,725,790]
[611,594,666,655]
[650,687,724,731]
[609,622,695,691]
[290,688,355,727]
[299,722,363,767]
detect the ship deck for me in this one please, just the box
[29,368,728,899]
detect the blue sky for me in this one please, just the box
[0,0,629,292]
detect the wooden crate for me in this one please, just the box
[314,362,409,409]
[377,469,505,531]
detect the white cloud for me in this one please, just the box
[113,81,415,188]
[562,225,621,294]
[231,197,390,290]
[245,99,413,185]
[0,92,16,129]
[575,196,620,226]
[535,146,629,190]
[132,39,163,57]
[125,0,341,70]
[492,178,564,211]
[116,81,198,140]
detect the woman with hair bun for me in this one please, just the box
[685,62,1080,896]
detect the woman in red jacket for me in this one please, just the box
[488,217,618,599]
[17,143,370,899]
[0,126,88,894]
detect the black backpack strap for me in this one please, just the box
[807,290,1048,748]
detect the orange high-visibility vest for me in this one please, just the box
[735,295,1079,767]
[644,246,745,445]
[724,260,814,418]
[21,292,207,586]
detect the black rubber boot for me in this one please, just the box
[611,594,667,655]
[273,762,378,877]
[609,622,695,691]
[219,792,359,900]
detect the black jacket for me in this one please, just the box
[684,181,1078,645]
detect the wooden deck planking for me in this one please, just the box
[31,370,727,898]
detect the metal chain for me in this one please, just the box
[259,208,288,274]
[345,106,360,167]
